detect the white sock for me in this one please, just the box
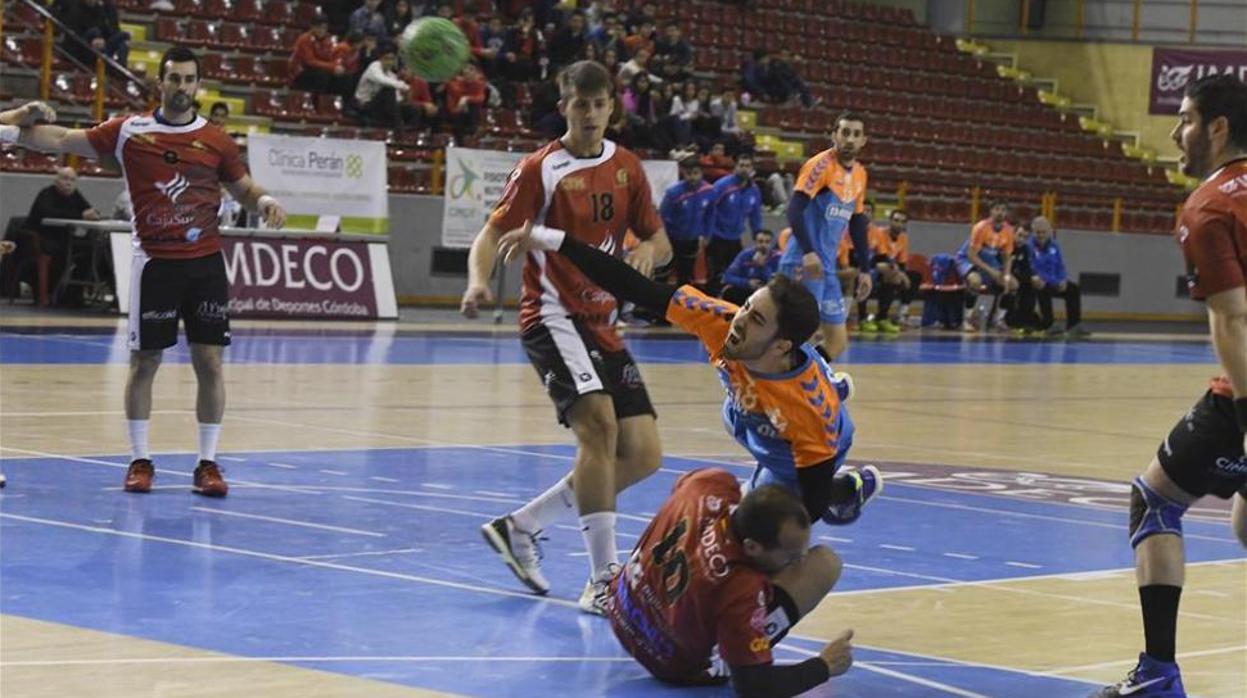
[128,420,150,461]
[994,308,1007,323]
[579,511,618,580]
[512,475,575,532]
[198,423,222,462]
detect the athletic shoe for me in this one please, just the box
[992,319,1011,333]
[822,465,884,525]
[124,458,154,493]
[961,318,979,333]
[481,515,550,594]
[192,460,229,498]
[858,320,879,333]
[0,472,6,488]
[876,319,901,333]
[1090,654,1186,697]
[578,563,620,616]
[1066,325,1091,339]
[830,371,855,403]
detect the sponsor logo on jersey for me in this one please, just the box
[140,309,178,321]
[749,637,770,653]
[1214,455,1247,475]
[616,169,629,187]
[155,172,191,204]
[560,176,586,191]
[1217,174,1247,194]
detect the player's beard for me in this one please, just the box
[1180,126,1212,178]
[167,91,194,116]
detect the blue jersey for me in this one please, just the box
[659,179,712,242]
[779,149,867,267]
[705,175,763,241]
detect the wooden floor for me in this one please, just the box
[1,312,1243,698]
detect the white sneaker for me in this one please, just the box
[0,472,6,488]
[578,563,619,616]
[481,515,550,595]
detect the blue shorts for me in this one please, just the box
[956,261,1003,288]
[781,263,846,325]
[744,449,851,497]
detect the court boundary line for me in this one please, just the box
[775,644,991,697]
[1045,645,1247,675]
[188,507,386,538]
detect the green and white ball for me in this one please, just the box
[399,17,470,82]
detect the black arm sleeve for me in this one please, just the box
[557,235,678,316]
[795,457,835,521]
[730,659,831,698]
[848,213,870,271]
[785,191,815,254]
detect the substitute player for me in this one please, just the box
[608,469,854,694]
[498,222,882,527]
[461,60,673,615]
[956,199,1019,332]
[1093,74,1247,698]
[0,46,286,497]
[779,112,873,362]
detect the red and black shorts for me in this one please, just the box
[128,250,231,351]
[521,316,655,427]
[1157,390,1247,500]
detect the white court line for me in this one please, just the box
[319,469,349,476]
[0,512,581,610]
[189,507,385,538]
[342,496,496,520]
[0,655,635,668]
[1005,561,1042,569]
[218,456,247,463]
[879,544,915,552]
[0,446,324,496]
[818,535,853,544]
[777,644,990,697]
[554,524,638,540]
[1046,645,1247,675]
[369,476,399,483]
[422,483,454,490]
[310,487,521,504]
[266,462,298,469]
[296,547,423,561]
[877,494,1236,543]
[475,490,513,498]
[943,553,979,560]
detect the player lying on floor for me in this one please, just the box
[498,221,882,525]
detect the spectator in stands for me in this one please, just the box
[290,15,350,97]
[600,47,621,82]
[771,49,816,108]
[1028,216,1087,336]
[584,0,617,34]
[623,19,657,60]
[705,152,763,295]
[669,81,701,149]
[401,67,440,130]
[438,2,494,65]
[332,31,364,82]
[350,0,388,40]
[859,207,921,332]
[503,8,547,82]
[653,22,693,82]
[618,48,658,87]
[479,15,510,79]
[354,42,413,129]
[741,50,774,103]
[21,166,101,306]
[660,156,713,287]
[700,140,733,182]
[622,72,666,151]
[710,87,741,139]
[385,0,417,37]
[625,1,659,34]
[956,198,1019,332]
[443,61,487,140]
[208,101,229,128]
[592,14,628,59]
[720,229,779,305]
[56,0,129,70]
[547,10,588,70]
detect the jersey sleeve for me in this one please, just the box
[627,157,663,241]
[1001,228,1015,257]
[794,152,830,197]
[1185,204,1246,298]
[715,582,773,668]
[667,285,734,352]
[968,222,987,253]
[488,154,545,232]
[217,134,248,184]
[853,168,868,214]
[84,115,127,158]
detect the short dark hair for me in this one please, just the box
[1185,74,1247,150]
[678,156,701,170]
[835,110,866,130]
[989,198,1009,209]
[753,228,773,239]
[158,45,200,81]
[733,150,753,162]
[559,60,614,99]
[863,198,876,210]
[209,101,228,114]
[731,484,810,548]
[767,273,820,347]
[377,41,398,57]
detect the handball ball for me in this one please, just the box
[399,17,470,82]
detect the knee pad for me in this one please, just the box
[1129,476,1188,549]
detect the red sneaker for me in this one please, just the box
[124,458,154,493]
[192,460,228,497]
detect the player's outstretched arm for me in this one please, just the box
[461,222,502,318]
[224,175,287,229]
[0,101,97,158]
[499,222,677,317]
[730,628,852,698]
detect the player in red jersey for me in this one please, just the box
[608,469,852,694]
[1,46,287,498]
[461,60,672,614]
[1092,75,1247,698]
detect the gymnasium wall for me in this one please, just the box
[863,0,928,23]
[987,38,1181,159]
[958,0,1246,46]
[0,173,1204,319]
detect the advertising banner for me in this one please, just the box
[247,133,389,233]
[1150,48,1247,115]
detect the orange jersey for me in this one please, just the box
[608,469,775,681]
[1176,159,1247,398]
[490,139,663,352]
[869,225,908,264]
[665,285,852,471]
[86,111,247,259]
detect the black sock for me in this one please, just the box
[1139,584,1182,663]
[828,473,857,504]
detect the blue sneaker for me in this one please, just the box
[830,371,854,403]
[1090,654,1185,697]
[822,465,882,525]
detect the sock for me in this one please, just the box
[994,307,1007,324]
[197,423,222,462]
[828,472,858,504]
[580,511,618,580]
[128,420,150,461]
[1139,584,1182,663]
[512,475,575,533]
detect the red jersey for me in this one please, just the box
[86,112,247,259]
[1176,159,1247,398]
[490,139,663,352]
[608,469,775,682]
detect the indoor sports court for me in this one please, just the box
[1,314,1243,697]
